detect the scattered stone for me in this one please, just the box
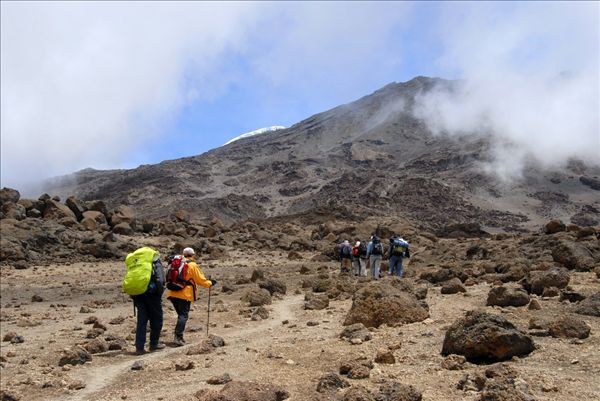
[560,290,586,303]
[375,381,423,401]
[316,373,350,393]
[83,316,99,324]
[195,381,289,401]
[527,268,570,295]
[2,332,18,342]
[304,292,330,310]
[457,373,487,392]
[307,320,320,327]
[58,346,92,366]
[109,316,125,325]
[258,278,287,295]
[572,292,600,317]
[187,340,213,355]
[250,269,265,282]
[549,315,591,339]
[209,335,225,348]
[9,336,24,344]
[83,338,108,354]
[341,386,375,401]
[68,380,86,390]
[131,360,144,371]
[175,360,195,371]
[487,286,530,307]
[440,278,466,294]
[442,310,535,363]
[374,349,395,364]
[544,219,566,234]
[340,323,372,343]
[207,373,232,385]
[31,295,44,303]
[340,359,373,380]
[542,286,560,298]
[241,288,272,306]
[528,299,542,310]
[79,306,95,313]
[251,306,269,320]
[0,389,21,401]
[441,354,467,370]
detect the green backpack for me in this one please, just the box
[122,247,157,296]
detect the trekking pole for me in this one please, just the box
[206,278,212,337]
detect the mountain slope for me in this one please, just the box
[42,77,600,230]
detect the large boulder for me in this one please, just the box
[440,278,466,294]
[0,187,20,205]
[573,292,600,317]
[544,219,566,234]
[109,205,135,227]
[58,346,93,366]
[195,381,289,401]
[526,268,570,295]
[441,311,535,363]
[112,222,134,235]
[43,200,76,221]
[241,288,272,306]
[486,286,530,307]
[1,202,26,221]
[548,315,591,339]
[343,282,429,328]
[258,278,287,295]
[551,240,597,271]
[375,381,422,401]
[65,196,87,221]
[304,292,329,310]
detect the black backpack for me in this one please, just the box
[372,240,383,255]
[358,242,368,257]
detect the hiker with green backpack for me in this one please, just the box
[122,247,166,355]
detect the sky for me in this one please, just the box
[1,1,598,191]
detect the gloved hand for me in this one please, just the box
[210,279,218,287]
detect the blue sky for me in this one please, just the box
[1,1,598,190]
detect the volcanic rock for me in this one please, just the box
[572,292,600,317]
[548,315,591,339]
[375,381,422,401]
[43,200,76,221]
[83,338,108,354]
[207,373,232,385]
[195,381,289,401]
[241,288,272,306]
[258,278,287,295]
[486,286,530,307]
[304,292,329,310]
[441,310,535,363]
[340,323,372,343]
[526,268,570,295]
[544,219,566,234]
[0,187,20,205]
[344,282,428,328]
[316,373,350,393]
[58,346,92,366]
[440,278,466,294]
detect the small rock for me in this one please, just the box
[175,360,195,371]
[316,372,350,393]
[68,380,86,390]
[441,354,467,370]
[374,349,395,364]
[10,336,25,344]
[79,306,95,313]
[206,373,232,385]
[83,316,98,324]
[131,361,144,370]
[307,320,320,327]
[2,332,18,342]
[31,295,44,303]
[528,299,542,310]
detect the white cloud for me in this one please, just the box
[413,2,600,181]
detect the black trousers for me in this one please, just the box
[132,291,163,352]
[170,298,191,339]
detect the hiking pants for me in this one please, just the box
[352,258,363,276]
[132,291,163,352]
[389,255,404,277]
[369,255,382,280]
[170,298,191,340]
[340,258,352,273]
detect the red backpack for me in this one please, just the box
[166,255,192,291]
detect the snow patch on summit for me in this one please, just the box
[224,126,285,145]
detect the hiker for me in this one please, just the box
[351,238,367,277]
[366,235,384,280]
[166,247,215,346]
[123,247,166,355]
[338,240,353,274]
[388,235,410,277]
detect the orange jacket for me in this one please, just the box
[166,258,212,302]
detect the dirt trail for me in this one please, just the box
[62,295,304,401]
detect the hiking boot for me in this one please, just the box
[149,342,166,352]
[173,338,185,347]
[135,349,145,355]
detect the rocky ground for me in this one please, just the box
[1,228,599,401]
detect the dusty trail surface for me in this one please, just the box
[1,249,599,401]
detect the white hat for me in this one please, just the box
[182,247,195,256]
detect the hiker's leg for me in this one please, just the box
[147,293,163,347]
[174,300,191,340]
[373,257,381,280]
[398,257,403,278]
[133,296,149,352]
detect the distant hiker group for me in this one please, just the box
[338,234,410,280]
[122,246,216,355]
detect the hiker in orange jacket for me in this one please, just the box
[167,247,214,346]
